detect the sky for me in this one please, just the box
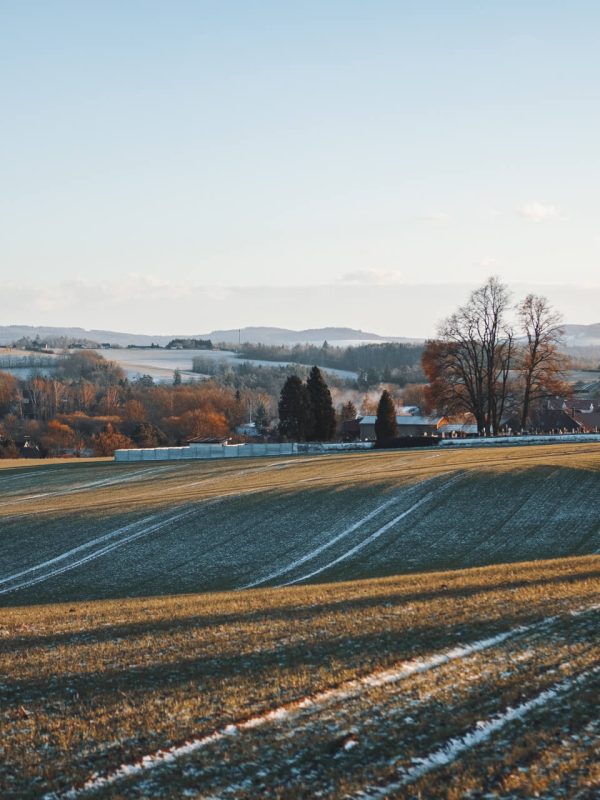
[1,1,600,336]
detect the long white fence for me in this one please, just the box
[114,441,374,462]
[440,433,600,448]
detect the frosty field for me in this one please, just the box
[1,445,600,798]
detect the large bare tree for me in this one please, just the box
[423,277,515,435]
[516,293,570,428]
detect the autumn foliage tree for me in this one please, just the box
[0,372,17,415]
[91,424,134,456]
[42,420,77,456]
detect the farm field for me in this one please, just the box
[90,347,358,383]
[1,444,600,604]
[1,445,600,798]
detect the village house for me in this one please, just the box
[357,414,447,440]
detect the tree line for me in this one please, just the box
[235,341,425,385]
[0,353,363,457]
[0,352,275,457]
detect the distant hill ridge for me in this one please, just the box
[0,325,409,347]
[1,322,598,348]
[562,323,600,347]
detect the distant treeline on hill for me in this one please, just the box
[166,338,213,350]
[12,335,100,351]
[236,342,425,385]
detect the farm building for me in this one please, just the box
[438,422,479,438]
[357,415,447,440]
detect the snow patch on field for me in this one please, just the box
[44,615,550,799]
[242,495,402,589]
[0,505,197,595]
[276,473,463,586]
[353,665,600,798]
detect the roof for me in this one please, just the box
[572,411,600,431]
[547,397,596,412]
[529,409,583,432]
[358,415,444,427]
[439,423,479,435]
[566,399,595,412]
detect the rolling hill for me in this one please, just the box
[1,445,600,605]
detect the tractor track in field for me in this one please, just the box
[351,665,600,799]
[42,602,600,800]
[240,477,450,590]
[0,504,205,595]
[276,473,465,587]
[2,473,458,597]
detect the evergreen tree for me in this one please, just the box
[254,402,270,436]
[173,369,182,386]
[339,400,357,422]
[375,390,397,443]
[278,375,311,440]
[306,366,336,441]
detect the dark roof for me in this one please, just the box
[572,411,600,432]
[566,399,595,412]
[529,409,582,432]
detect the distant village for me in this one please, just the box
[1,285,600,461]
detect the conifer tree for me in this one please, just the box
[278,375,310,440]
[306,366,336,441]
[254,402,270,436]
[375,389,397,443]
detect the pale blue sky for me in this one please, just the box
[1,2,599,334]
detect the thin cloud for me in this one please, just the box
[518,202,565,222]
[414,212,451,224]
[339,269,405,285]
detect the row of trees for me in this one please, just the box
[278,367,336,441]
[423,278,569,434]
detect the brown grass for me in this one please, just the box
[1,555,599,798]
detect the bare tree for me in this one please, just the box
[517,294,570,429]
[423,277,515,435]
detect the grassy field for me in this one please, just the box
[1,445,599,798]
